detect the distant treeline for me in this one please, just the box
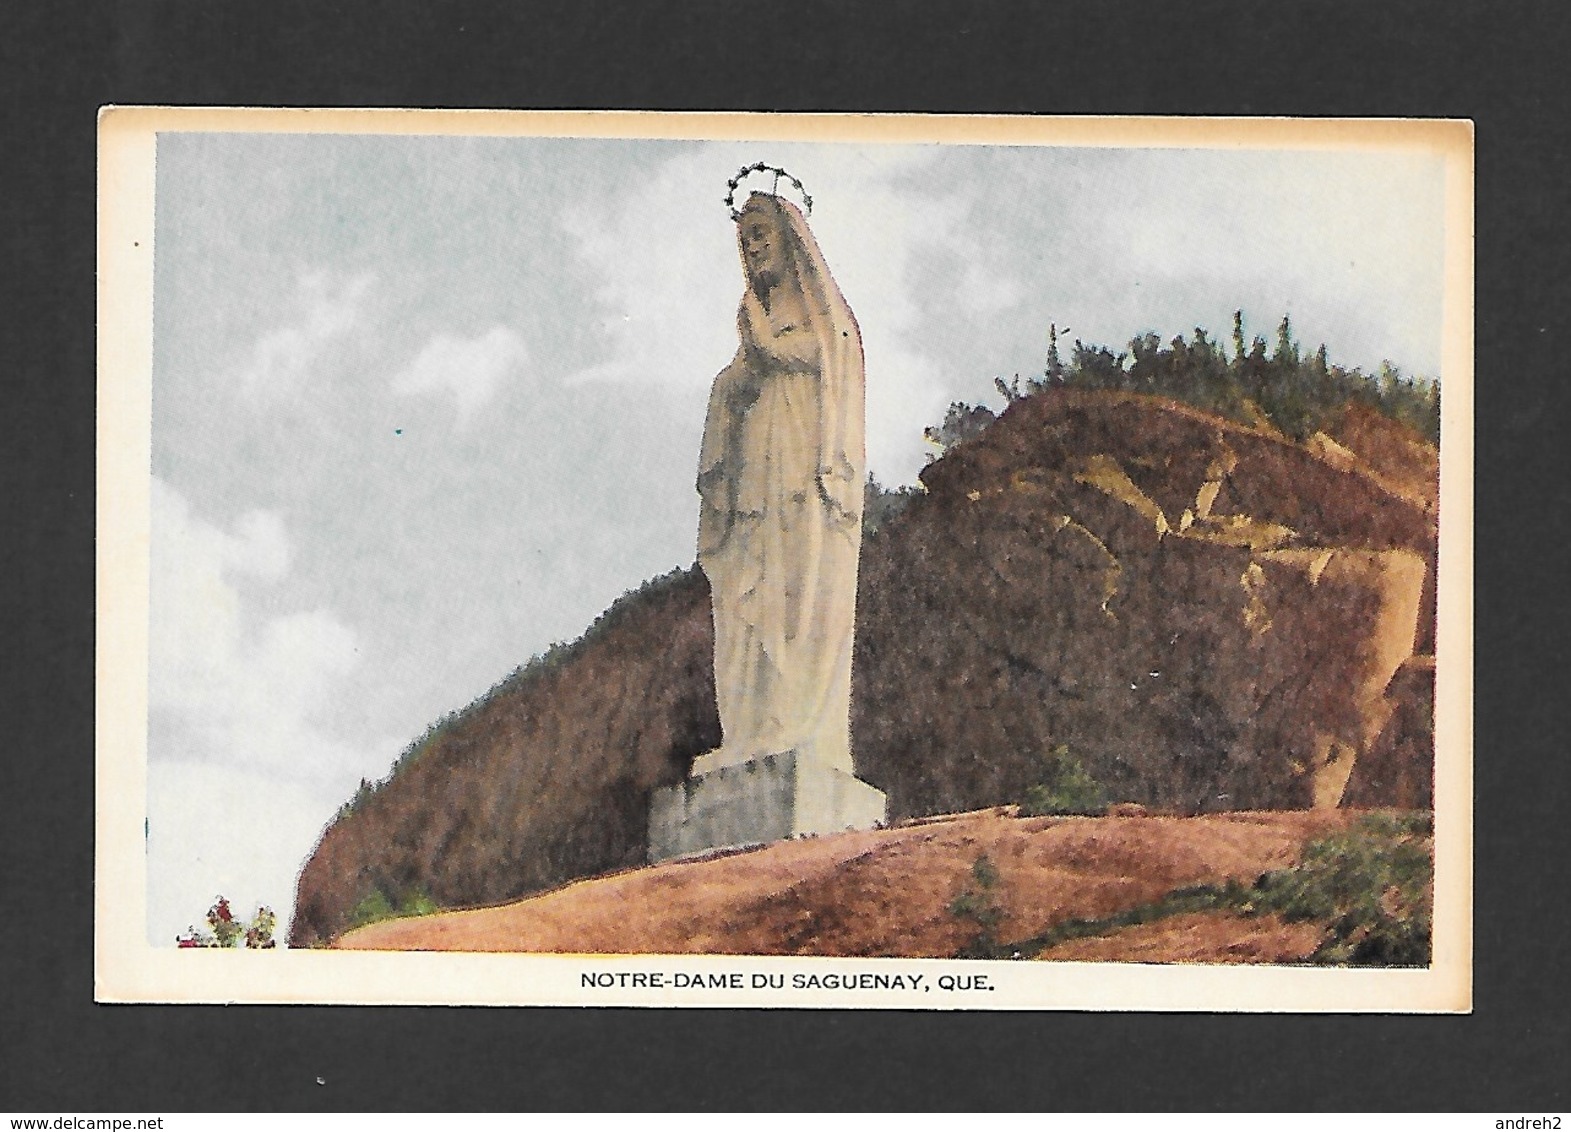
[926,312,1441,453]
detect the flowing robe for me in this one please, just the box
[696,197,865,773]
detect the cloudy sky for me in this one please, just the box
[144,128,1447,943]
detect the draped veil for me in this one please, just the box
[696,193,865,773]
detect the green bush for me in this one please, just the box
[346,887,441,933]
[1019,746,1109,817]
[1250,814,1432,966]
[949,854,1007,959]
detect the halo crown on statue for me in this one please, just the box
[724,162,813,221]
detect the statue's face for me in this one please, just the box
[739,209,785,289]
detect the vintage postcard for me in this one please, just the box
[97,109,1472,1010]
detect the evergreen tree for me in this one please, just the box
[1275,314,1300,364]
[1129,332,1163,391]
[1068,339,1126,387]
[923,401,997,457]
[1045,322,1065,384]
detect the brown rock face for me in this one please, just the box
[857,390,1434,820]
[1343,656,1436,810]
[1321,398,1442,519]
[289,390,1438,947]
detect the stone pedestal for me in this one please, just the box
[648,750,887,863]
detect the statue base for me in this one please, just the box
[648,750,887,863]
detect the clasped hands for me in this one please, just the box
[815,462,858,526]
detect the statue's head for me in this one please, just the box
[736,193,792,294]
[728,181,851,339]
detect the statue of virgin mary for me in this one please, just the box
[694,190,865,775]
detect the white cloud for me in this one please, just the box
[1085,150,1444,375]
[150,480,290,714]
[146,760,343,947]
[149,477,384,782]
[391,325,528,425]
[235,269,376,396]
[560,142,993,486]
[558,154,738,392]
[230,509,291,581]
[148,478,403,940]
[956,257,1025,317]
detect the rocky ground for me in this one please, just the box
[336,807,1376,963]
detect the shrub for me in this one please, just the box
[922,400,997,458]
[949,854,1007,959]
[345,887,441,933]
[1250,813,1433,966]
[862,473,923,537]
[1019,746,1109,817]
[176,896,277,949]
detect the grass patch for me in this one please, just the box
[948,854,1006,959]
[1003,881,1250,960]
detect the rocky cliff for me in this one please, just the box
[289,389,1437,947]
